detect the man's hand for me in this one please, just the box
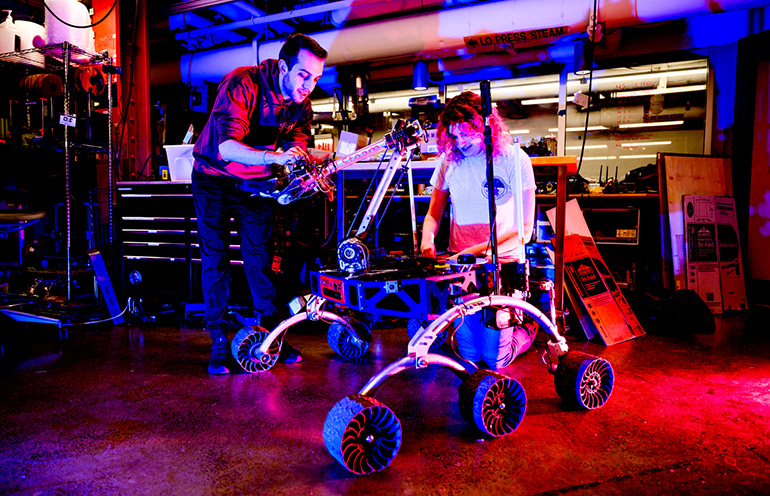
[270,147,309,168]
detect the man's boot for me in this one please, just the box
[207,324,231,374]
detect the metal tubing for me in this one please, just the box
[107,64,114,245]
[254,310,348,361]
[479,80,500,293]
[554,164,567,332]
[412,294,565,358]
[358,353,469,397]
[64,42,71,301]
[407,159,418,255]
[354,151,405,238]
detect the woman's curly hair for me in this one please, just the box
[436,91,512,164]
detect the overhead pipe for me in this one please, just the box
[168,11,246,43]
[329,0,453,26]
[174,0,388,41]
[179,0,770,86]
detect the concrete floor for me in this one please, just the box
[2,307,770,495]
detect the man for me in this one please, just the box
[420,91,537,369]
[192,33,327,374]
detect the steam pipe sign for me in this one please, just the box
[464,26,570,49]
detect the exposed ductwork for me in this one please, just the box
[176,0,770,86]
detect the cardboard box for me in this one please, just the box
[683,195,722,313]
[562,234,646,345]
[683,195,747,312]
[546,199,645,345]
[714,197,747,311]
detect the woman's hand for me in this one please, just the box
[420,237,436,259]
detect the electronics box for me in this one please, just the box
[419,127,439,157]
[581,207,640,245]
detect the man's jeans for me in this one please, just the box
[192,169,277,326]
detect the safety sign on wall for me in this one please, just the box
[464,26,570,49]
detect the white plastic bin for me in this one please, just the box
[163,144,194,181]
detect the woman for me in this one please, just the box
[420,91,537,369]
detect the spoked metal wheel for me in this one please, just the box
[323,394,402,475]
[554,351,614,410]
[458,370,527,437]
[231,326,280,373]
[406,318,448,349]
[328,320,371,359]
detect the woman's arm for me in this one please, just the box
[420,188,450,258]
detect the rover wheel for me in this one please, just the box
[328,320,371,359]
[458,370,526,437]
[406,318,447,349]
[323,394,402,475]
[231,326,279,373]
[554,351,614,410]
[126,297,143,322]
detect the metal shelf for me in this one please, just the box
[0,42,115,300]
[0,42,109,69]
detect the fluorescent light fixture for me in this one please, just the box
[620,154,657,159]
[579,156,617,161]
[565,144,607,150]
[521,97,560,105]
[618,120,684,129]
[589,68,707,84]
[611,84,706,98]
[620,141,672,148]
[509,129,530,134]
[312,103,334,112]
[548,126,608,132]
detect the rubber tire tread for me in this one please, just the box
[554,351,614,410]
[231,326,279,373]
[323,394,402,475]
[328,321,370,359]
[458,369,527,437]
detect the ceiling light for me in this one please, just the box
[611,84,706,98]
[313,103,334,113]
[618,120,684,129]
[548,126,608,132]
[620,141,672,148]
[413,61,428,91]
[589,68,707,84]
[509,129,530,134]
[565,144,607,150]
[619,154,657,159]
[580,156,617,161]
[521,97,560,105]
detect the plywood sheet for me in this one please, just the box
[659,154,732,290]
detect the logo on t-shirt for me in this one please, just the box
[482,177,510,201]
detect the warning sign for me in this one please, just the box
[464,26,570,49]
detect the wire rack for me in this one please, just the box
[0,42,115,300]
[0,42,109,69]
